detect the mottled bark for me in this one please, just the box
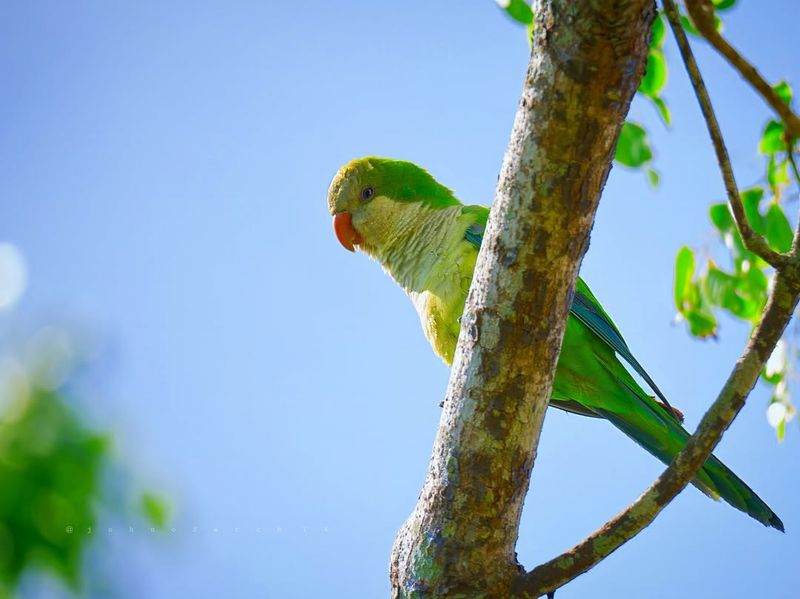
[389,1,656,597]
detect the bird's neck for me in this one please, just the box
[369,204,464,293]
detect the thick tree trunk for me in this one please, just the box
[389,1,656,597]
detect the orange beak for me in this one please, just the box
[333,211,364,252]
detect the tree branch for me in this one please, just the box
[389,1,655,596]
[684,0,800,139]
[513,2,800,595]
[661,0,788,269]
[516,273,799,597]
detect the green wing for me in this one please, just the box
[570,279,675,413]
[460,205,783,530]
[461,205,674,412]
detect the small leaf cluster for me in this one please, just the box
[674,79,798,439]
[0,386,108,592]
[0,338,170,594]
[614,1,736,180]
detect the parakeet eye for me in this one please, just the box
[361,186,375,201]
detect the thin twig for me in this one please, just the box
[662,0,787,269]
[684,0,800,139]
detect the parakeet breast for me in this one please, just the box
[370,204,479,365]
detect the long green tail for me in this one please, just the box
[595,368,784,532]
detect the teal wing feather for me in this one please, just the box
[570,282,674,413]
[461,206,674,414]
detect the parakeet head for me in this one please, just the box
[327,157,459,253]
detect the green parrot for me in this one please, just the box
[327,156,783,531]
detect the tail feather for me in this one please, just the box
[594,372,783,531]
[703,455,785,532]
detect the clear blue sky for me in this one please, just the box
[1,1,798,597]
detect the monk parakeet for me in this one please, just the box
[327,156,783,531]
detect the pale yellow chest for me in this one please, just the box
[362,201,481,365]
[408,241,478,365]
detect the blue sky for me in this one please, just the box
[1,1,798,597]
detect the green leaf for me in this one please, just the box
[646,167,660,187]
[141,492,170,530]
[741,187,766,234]
[496,0,533,25]
[615,121,653,167]
[639,49,667,98]
[773,81,793,106]
[713,0,737,10]
[674,245,695,311]
[709,203,734,233]
[742,265,768,309]
[703,262,765,321]
[686,303,718,338]
[681,12,722,35]
[650,96,672,126]
[705,265,746,316]
[767,154,789,191]
[760,120,786,154]
[680,14,701,36]
[650,12,666,48]
[765,203,793,252]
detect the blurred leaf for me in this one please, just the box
[0,338,166,594]
[496,0,533,25]
[651,12,666,48]
[765,203,793,252]
[760,120,786,154]
[681,12,722,35]
[680,14,701,36]
[741,187,766,234]
[141,492,170,530]
[646,167,660,187]
[686,303,718,338]
[709,203,734,233]
[773,81,793,106]
[713,0,737,10]
[639,49,668,98]
[705,264,745,316]
[0,389,108,590]
[741,265,769,313]
[615,121,653,167]
[674,245,695,311]
[650,96,672,126]
[777,417,786,441]
[767,154,789,191]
